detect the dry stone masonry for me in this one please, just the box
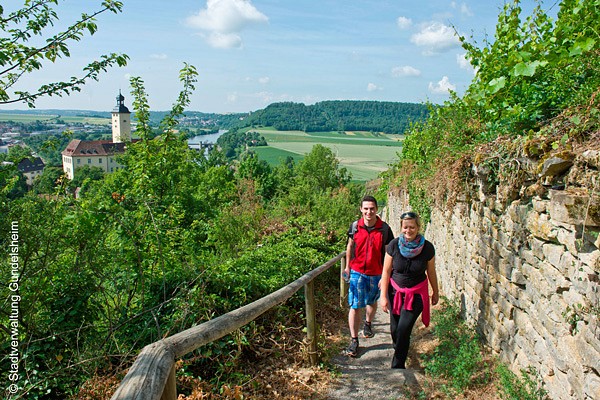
[384,150,599,400]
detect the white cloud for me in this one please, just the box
[428,76,456,94]
[227,90,294,107]
[227,92,238,103]
[257,91,274,103]
[452,2,474,17]
[150,53,168,60]
[258,76,270,84]
[460,3,474,17]
[367,83,380,92]
[391,65,421,77]
[206,32,243,49]
[186,0,268,49]
[396,16,412,30]
[411,22,461,54]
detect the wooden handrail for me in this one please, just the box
[110,251,347,400]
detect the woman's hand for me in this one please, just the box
[379,297,389,313]
[431,291,439,306]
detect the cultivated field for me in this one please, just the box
[249,128,403,182]
[0,113,110,125]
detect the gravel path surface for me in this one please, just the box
[326,309,427,400]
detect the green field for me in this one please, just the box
[249,128,403,181]
[0,113,110,125]
[253,146,304,164]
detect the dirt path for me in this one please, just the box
[326,308,430,400]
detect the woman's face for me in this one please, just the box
[401,219,419,241]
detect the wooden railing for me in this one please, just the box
[111,251,348,400]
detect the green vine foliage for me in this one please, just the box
[391,0,600,220]
[463,0,600,135]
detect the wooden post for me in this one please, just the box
[340,255,348,307]
[304,280,318,366]
[160,364,177,400]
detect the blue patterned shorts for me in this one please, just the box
[348,271,381,309]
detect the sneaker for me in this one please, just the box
[345,338,359,357]
[363,322,374,338]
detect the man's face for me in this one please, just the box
[360,201,377,225]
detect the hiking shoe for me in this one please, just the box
[363,322,374,338]
[345,338,359,357]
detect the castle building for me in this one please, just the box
[112,92,131,143]
[62,93,133,179]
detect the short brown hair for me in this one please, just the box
[361,195,378,208]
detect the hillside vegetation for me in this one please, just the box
[389,0,600,221]
[237,100,429,134]
[0,66,363,398]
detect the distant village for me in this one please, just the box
[0,93,239,190]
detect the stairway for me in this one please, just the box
[327,307,428,399]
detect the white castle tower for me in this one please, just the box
[111,91,131,143]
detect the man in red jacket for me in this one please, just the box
[343,195,394,357]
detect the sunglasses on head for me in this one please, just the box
[400,212,417,219]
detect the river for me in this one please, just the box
[187,129,226,147]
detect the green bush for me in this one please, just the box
[496,364,549,400]
[423,299,485,393]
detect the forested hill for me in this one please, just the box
[237,100,429,134]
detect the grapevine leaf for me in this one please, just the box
[513,61,546,77]
[488,77,506,94]
[569,38,596,56]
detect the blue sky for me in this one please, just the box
[3,0,551,113]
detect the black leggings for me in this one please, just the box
[388,291,423,369]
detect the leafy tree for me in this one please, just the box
[217,129,267,159]
[0,161,28,199]
[0,65,203,398]
[72,165,104,185]
[297,144,350,191]
[31,165,64,194]
[235,151,276,199]
[6,144,33,163]
[0,0,129,107]
[272,155,296,197]
[70,165,104,196]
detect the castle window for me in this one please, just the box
[77,159,80,164]
[88,159,91,164]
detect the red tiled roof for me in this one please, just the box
[62,139,139,156]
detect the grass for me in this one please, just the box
[248,128,403,182]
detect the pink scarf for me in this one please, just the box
[389,278,430,327]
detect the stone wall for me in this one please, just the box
[385,184,600,399]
